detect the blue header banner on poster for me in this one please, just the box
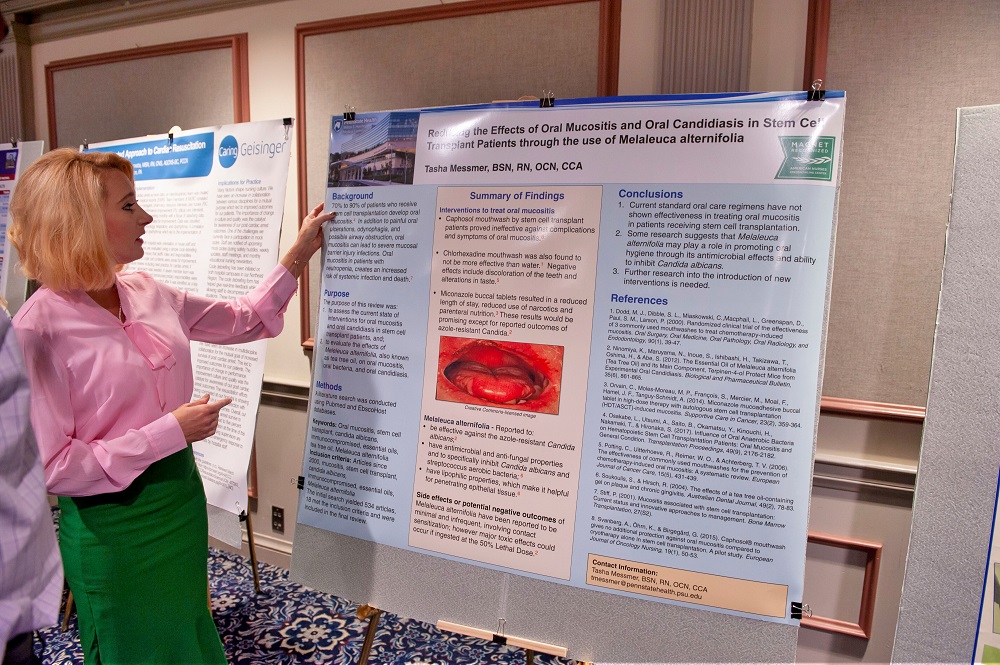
[89,133,215,180]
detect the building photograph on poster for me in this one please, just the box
[10,1,1000,664]
[328,112,419,187]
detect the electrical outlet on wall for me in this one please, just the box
[271,506,284,534]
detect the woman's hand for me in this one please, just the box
[172,394,232,444]
[281,203,337,278]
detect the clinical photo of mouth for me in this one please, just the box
[436,337,563,414]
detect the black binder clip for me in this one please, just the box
[10,138,16,148]
[540,91,555,108]
[791,602,803,619]
[296,476,305,490]
[344,105,356,121]
[283,117,292,140]
[239,510,248,523]
[807,79,826,102]
[83,139,89,150]
[492,618,507,645]
[167,132,174,150]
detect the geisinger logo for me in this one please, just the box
[218,134,287,169]
[218,135,239,168]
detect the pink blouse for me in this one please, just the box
[13,264,297,497]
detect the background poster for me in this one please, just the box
[300,92,845,623]
[973,473,1000,663]
[0,145,17,300]
[0,141,44,314]
[89,119,292,514]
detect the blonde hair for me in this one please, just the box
[9,148,134,291]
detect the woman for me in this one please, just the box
[9,148,333,664]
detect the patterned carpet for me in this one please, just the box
[36,546,576,665]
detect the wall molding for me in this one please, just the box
[261,380,310,411]
[260,381,924,496]
[812,460,916,495]
[245,530,293,557]
[260,382,921,494]
[820,396,925,422]
[44,33,250,148]
[802,532,882,639]
[262,380,926,423]
[210,529,293,569]
[802,0,830,89]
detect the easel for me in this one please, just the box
[437,620,571,663]
[240,443,263,595]
[213,442,265,602]
[358,605,592,665]
[238,509,263,595]
[356,604,383,664]
[351,608,592,665]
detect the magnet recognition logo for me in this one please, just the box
[775,136,835,181]
[218,135,239,168]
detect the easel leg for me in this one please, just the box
[242,510,262,594]
[61,589,74,631]
[356,605,382,665]
[526,648,534,665]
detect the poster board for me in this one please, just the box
[291,92,845,661]
[87,120,292,546]
[892,104,1000,663]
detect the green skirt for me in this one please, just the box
[59,447,227,665]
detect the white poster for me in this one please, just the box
[90,120,292,514]
[301,92,845,623]
[0,144,17,302]
[0,141,44,309]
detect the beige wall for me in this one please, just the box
[799,414,919,663]
[26,2,914,662]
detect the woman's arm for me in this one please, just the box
[280,202,335,279]
[175,203,335,344]
[173,265,297,343]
